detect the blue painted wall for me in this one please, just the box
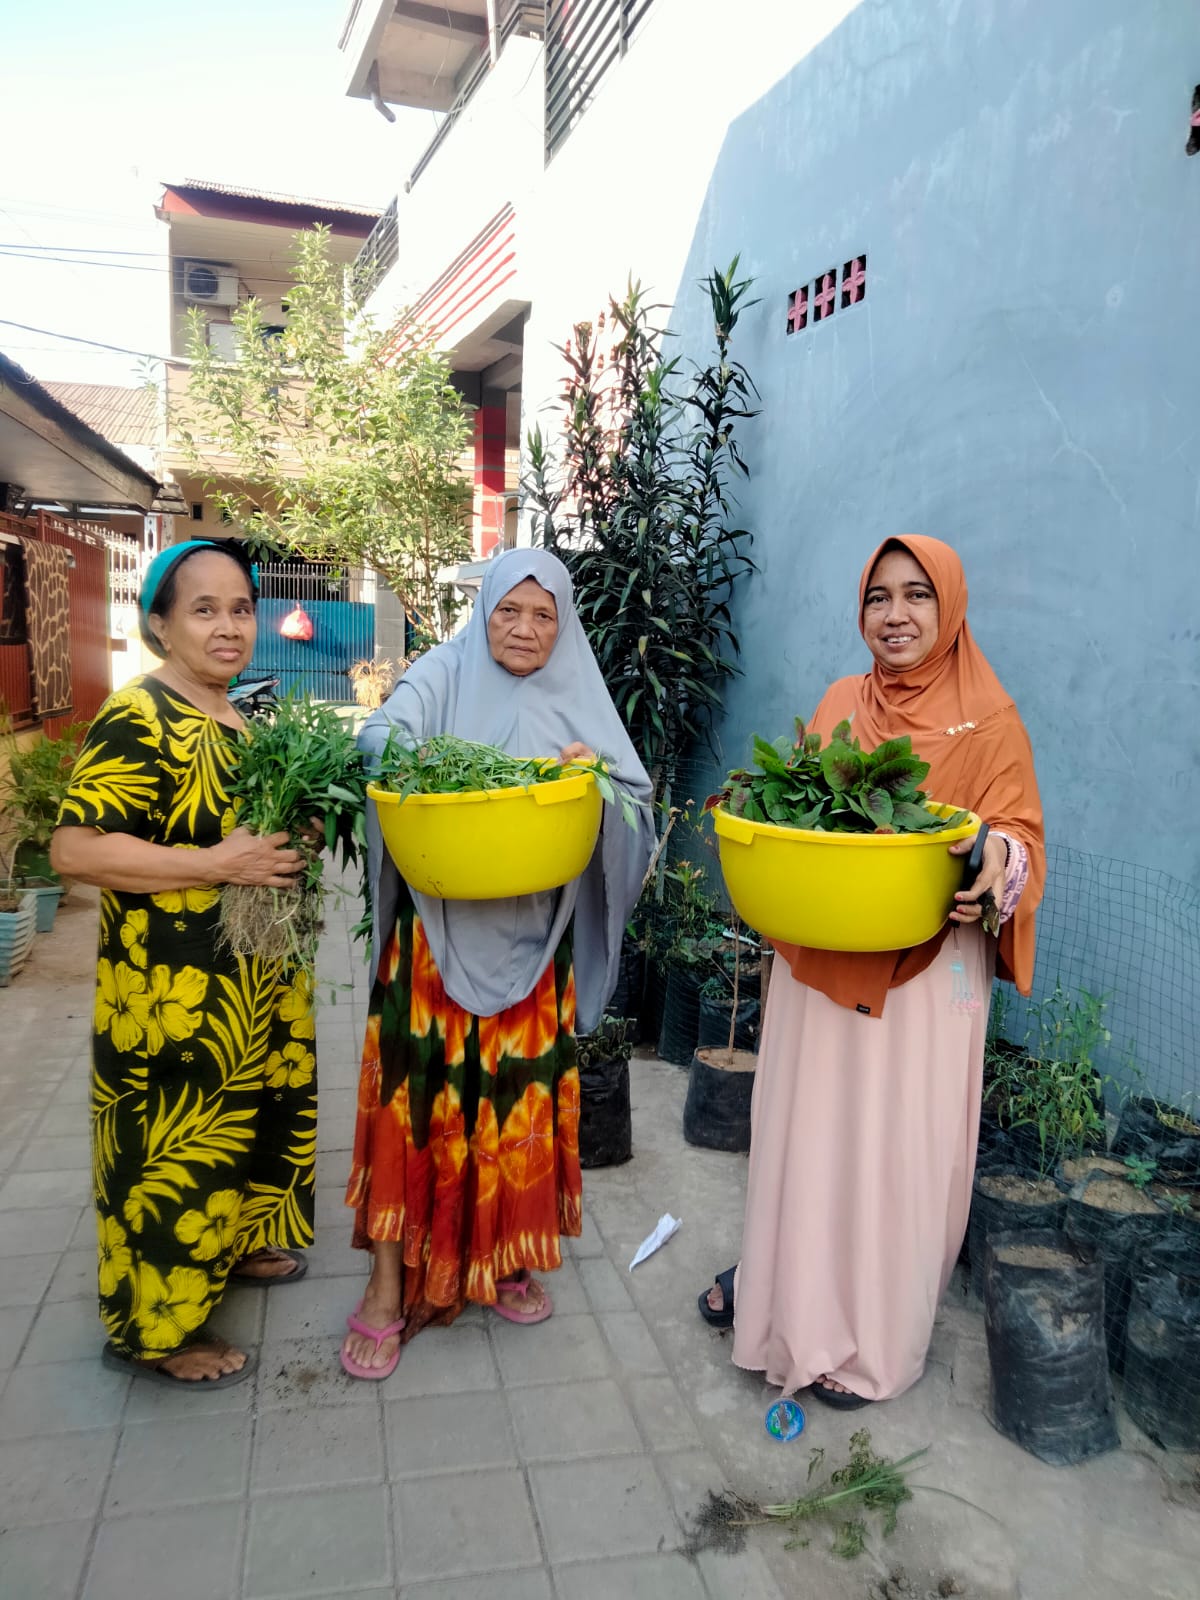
[670,0,1199,877]
[666,0,1199,1092]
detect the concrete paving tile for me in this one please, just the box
[0,1137,25,1175]
[44,1245,97,1301]
[16,1134,91,1171]
[402,1570,552,1600]
[0,1518,93,1600]
[650,1449,726,1532]
[34,1102,87,1137]
[104,1412,252,1513]
[0,1249,58,1304]
[566,1211,605,1257]
[553,1553,707,1600]
[315,1182,351,1227]
[577,1254,635,1312]
[18,1295,106,1363]
[380,1322,497,1400]
[507,1378,641,1462]
[598,1311,667,1375]
[0,1204,81,1256]
[0,1354,127,1437]
[123,1365,257,1421]
[245,1485,391,1598]
[84,1503,243,1600]
[536,1253,587,1315]
[629,1375,705,1453]
[491,1312,608,1388]
[385,1389,516,1476]
[297,1234,370,1279]
[0,1302,36,1368]
[529,1453,680,1564]
[697,1545,787,1600]
[316,1086,358,1120]
[264,1274,356,1341]
[69,1206,98,1247]
[208,1282,266,1345]
[394,1467,541,1583]
[257,1336,379,1410]
[0,1168,90,1208]
[0,1428,117,1525]
[253,1401,385,1491]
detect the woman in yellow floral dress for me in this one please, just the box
[342,549,654,1378]
[52,540,315,1388]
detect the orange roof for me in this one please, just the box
[166,179,381,219]
[42,382,158,448]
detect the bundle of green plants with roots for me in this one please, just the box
[710,719,969,834]
[220,695,368,966]
[373,733,644,827]
[687,1430,936,1561]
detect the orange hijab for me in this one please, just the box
[775,535,1045,1016]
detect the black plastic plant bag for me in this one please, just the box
[683,1048,755,1154]
[1111,1097,1200,1186]
[696,992,759,1052]
[983,1228,1119,1466]
[968,1168,1067,1301]
[1065,1171,1171,1373]
[578,1056,632,1168]
[657,967,702,1066]
[1123,1235,1200,1450]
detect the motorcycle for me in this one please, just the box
[228,675,280,720]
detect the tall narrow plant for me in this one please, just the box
[524,259,760,799]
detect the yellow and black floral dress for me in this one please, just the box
[59,675,316,1359]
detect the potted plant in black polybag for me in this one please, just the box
[577,1017,634,1168]
[684,914,760,1154]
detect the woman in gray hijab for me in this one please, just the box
[341,549,654,1378]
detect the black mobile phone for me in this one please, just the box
[960,821,990,892]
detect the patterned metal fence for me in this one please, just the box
[246,560,376,704]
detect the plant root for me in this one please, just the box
[219,883,323,967]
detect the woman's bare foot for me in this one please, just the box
[496,1272,549,1320]
[232,1247,303,1281]
[149,1337,247,1382]
[706,1283,728,1313]
[342,1281,404,1370]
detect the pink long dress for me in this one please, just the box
[731,924,994,1401]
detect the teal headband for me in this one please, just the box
[138,540,259,658]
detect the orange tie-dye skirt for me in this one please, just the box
[345,896,582,1333]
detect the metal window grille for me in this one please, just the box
[545,0,656,163]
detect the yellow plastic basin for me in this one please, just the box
[367,767,602,900]
[713,803,981,952]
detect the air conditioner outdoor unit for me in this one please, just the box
[182,260,239,307]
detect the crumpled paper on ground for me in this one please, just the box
[629,1212,682,1271]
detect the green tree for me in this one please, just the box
[524,260,760,798]
[179,226,472,643]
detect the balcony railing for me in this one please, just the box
[349,196,399,307]
[545,0,655,162]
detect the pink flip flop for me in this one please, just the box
[490,1270,554,1326]
[339,1304,406,1380]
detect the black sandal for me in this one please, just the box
[808,1378,870,1411]
[697,1265,737,1329]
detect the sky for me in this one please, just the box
[0,0,433,387]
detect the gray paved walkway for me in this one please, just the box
[2,881,1199,1599]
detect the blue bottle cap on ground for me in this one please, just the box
[764,1398,805,1440]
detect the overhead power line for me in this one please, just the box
[0,318,177,363]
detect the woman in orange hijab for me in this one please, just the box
[700,536,1044,1407]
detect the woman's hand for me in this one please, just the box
[297,815,325,852]
[207,827,305,888]
[947,830,1007,925]
[558,741,597,765]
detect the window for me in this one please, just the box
[784,253,868,336]
[190,504,204,522]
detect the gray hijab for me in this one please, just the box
[359,548,655,1031]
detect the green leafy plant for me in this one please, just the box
[709,719,969,835]
[984,983,1112,1176]
[1123,1154,1159,1191]
[180,226,472,645]
[219,695,368,965]
[372,733,643,828]
[576,1016,633,1069]
[525,260,760,797]
[1,720,88,875]
[688,1431,929,1560]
